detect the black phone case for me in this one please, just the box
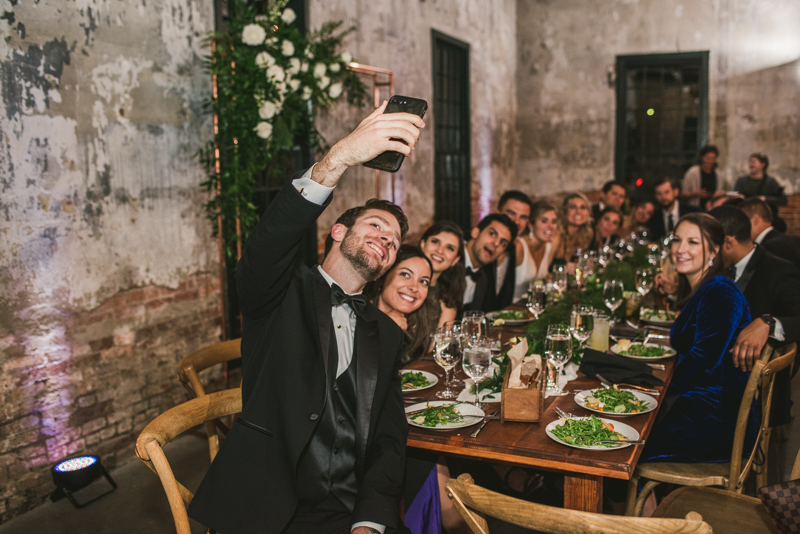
[363,96,427,173]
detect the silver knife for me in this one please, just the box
[596,373,660,396]
[646,363,666,371]
[470,410,499,438]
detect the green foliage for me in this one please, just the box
[200,0,367,258]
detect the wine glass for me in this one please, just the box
[597,245,613,269]
[462,341,492,409]
[526,281,546,319]
[635,268,654,297]
[544,324,572,396]
[569,305,594,352]
[603,279,625,314]
[461,310,486,348]
[552,265,568,296]
[433,322,462,399]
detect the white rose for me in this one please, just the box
[328,82,343,99]
[282,40,295,57]
[340,51,352,64]
[281,8,297,24]
[289,78,301,91]
[288,58,301,75]
[266,64,286,82]
[318,75,330,89]
[255,15,267,22]
[313,63,326,78]
[302,86,313,100]
[241,24,266,46]
[276,82,287,96]
[254,121,273,139]
[329,63,341,73]
[258,101,278,119]
[308,51,314,60]
[267,37,278,45]
[300,61,308,72]
[255,51,275,68]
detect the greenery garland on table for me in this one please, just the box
[200,0,367,258]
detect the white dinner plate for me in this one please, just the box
[639,309,676,327]
[610,342,676,361]
[574,388,657,416]
[405,401,485,430]
[486,310,534,326]
[545,416,640,451]
[399,369,439,392]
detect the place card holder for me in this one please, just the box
[500,364,545,423]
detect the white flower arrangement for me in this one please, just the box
[289,78,301,92]
[281,8,296,24]
[266,64,286,82]
[313,63,326,78]
[341,51,352,64]
[255,51,275,68]
[254,121,273,139]
[282,40,295,57]
[242,24,266,46]
[288,58,301,75]
[318,75,330,89]
[258,101,278,119]
[329,82,343,99]
[329,63,341,73]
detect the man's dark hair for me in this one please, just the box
[602,180,628,195]
[739,197,774,224]
[709,205,752,243]
[476,213,517,243]
[654,177,678,190]
[498,190,533,212]
[324,199,409,257]
[699,145,719,159]
[750,152,770,173]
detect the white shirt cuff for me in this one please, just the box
[352,521,385,533]
[771,318,786,342]
[292,163,334,205]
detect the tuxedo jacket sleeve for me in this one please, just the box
[742,247,800,345]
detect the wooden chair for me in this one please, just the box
[650,443,800,534]
[135,388,242,534]
[446,473,712,533]
[177,338,241,460]
[625,342,797,516]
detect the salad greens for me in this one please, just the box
[620,344,669,357]
[584,387,648,414]
[469,353,509,400]
[409,404,464,427]
[400,371,432,390]
[640,308,677,322]
[495,310,530,321]
[550,415,625,447]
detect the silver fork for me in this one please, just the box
[591,439,646,446]
[554,406,577,420]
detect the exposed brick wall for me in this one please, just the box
[779,195,800,237]
[0,274,223,522]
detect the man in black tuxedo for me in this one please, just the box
[188,103,424,534]
[591,180,627,222]
[462,213,516,313]
[647,177,701,240]
[711,206,800,427]
[739,197,800,270]
[483,190,532,311]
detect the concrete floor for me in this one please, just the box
[3,370,799,534]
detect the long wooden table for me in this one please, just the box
[404,322,675,513]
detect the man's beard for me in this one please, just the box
[340,228,385,281]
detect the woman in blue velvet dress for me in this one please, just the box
[642,213,756,462]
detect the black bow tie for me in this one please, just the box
[466,268,482,282]
[330,284,367,316]
[726,265,737,279]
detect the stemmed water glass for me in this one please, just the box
[527,281,546,319]
[433,322,462,399]
[545,324,572,397]
[462,340,492,409]
[603,279,625,314]
[552,265,568,296]
[461,310,486,348]
[569,305,594,352]
[636,268,654,297]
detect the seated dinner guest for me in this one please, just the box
[461,214,516,313]
[647,177,701,241]
[188,103,423,534]
[641,213,755,463]
[484,191,533,311]
[418,221,466,332]
[517,201,559,299]
[682,145,719,207]
[366,245,432,365]
[620,199,655,238]
[591,180,627,221]
[739,197,800,270]
[556,192,594,262]
[590,206,622,251]
[734,153,788,232]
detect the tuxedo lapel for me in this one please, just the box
[354,314,379,466]
[310,270,333,378]
[737,247,762,294]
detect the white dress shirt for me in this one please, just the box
[463,251,477,305]
[663,202,680,233]
[733,246,785,341]
[293,169,385,534]
[754,226,774,245]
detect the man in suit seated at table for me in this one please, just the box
[591,180,627,222]
[710,205,800,428]
[483,190,533,312]
[188,103,424,534]
[462,213,517,313]
[647,177,701,240]
[739,197,800,270]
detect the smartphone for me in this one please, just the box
[363,95,427,173]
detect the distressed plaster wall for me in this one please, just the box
[516,0,800,196]
[309,0,518,238]
[0,0,220,521]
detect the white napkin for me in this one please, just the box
[457,378,501,403]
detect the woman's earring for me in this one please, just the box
[708,258,714,267]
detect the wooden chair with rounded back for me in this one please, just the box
[625,342,797,516]
[446,473,712,534]
[135,388,242,534]
[177,338,241,460]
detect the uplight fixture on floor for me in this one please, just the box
[50,455,117,509]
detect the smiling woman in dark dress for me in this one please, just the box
[641,213,756,462]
